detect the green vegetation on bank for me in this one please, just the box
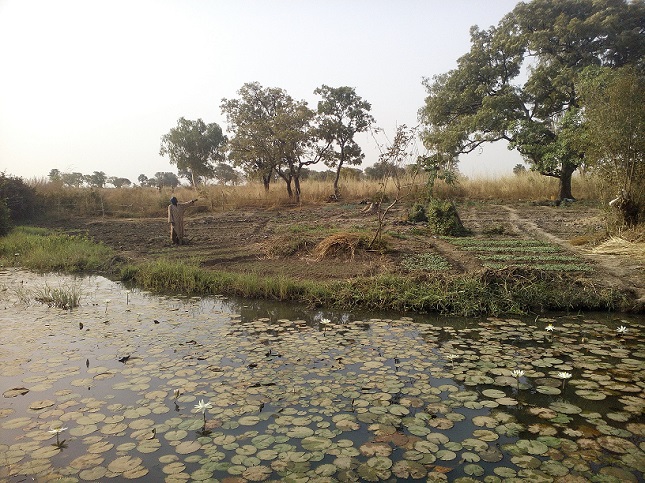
[0,227,114,272]
[122,260,622,316]
[0,227,626,316]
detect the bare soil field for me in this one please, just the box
[41,201,645,311]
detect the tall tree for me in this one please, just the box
[159,117,226,187]
[108,177,132,188]
[222,82,321,202]
[48,169,62,183]
[419,0,645,201]
[221,82,282,191]
[61,172,84,188]
[213,163,243,185]
[154,172,180,189]
[577,66,645,225]
[315,85,374,198]
[84,171,107,188]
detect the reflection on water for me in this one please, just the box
[0,269,643,482]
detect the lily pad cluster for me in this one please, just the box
[0,269,643,482]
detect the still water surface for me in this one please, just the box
[0,269,643,482]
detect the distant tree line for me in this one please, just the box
[46,162,410,191]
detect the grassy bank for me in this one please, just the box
[122,259,623,316]
[0,227,115,272]
[1,226,626,317]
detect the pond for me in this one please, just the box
[0,269,643,482]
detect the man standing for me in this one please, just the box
[168,196,197,245]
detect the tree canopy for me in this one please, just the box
[221,82,320,202]
[577,65,645,224]
[160,117,226,187]
[315,85,374,198]
[419,0,645,201]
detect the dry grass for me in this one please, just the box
[312,233,369,260]
[30,171,602,219]
[444,172,600,201]
[591,237,645,260]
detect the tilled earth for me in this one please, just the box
[40,201,645,310]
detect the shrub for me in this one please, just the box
[0,173,40,223]
[408,202,428,222]
[427,200,470,236]
[0,198,10,236]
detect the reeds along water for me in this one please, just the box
[30,172,602,219]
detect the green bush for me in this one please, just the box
[427,200,470,236]
[408,202,428,222]
[0,198,11,236]
[0,173,39,223]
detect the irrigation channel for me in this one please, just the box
[0,269,643,482]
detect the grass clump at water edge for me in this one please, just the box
[121,259,624,317]
[0,226,115,272]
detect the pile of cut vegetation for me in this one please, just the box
[591,237,645,260]
[313,232,369,260]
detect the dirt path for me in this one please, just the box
[502,206,645,309]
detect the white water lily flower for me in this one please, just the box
[194,399,212,413]
[173,389,181,400]
[48,426,68,434]
[320,318,331,324]
[557,371,572,379]
[511,369,525,378]
[545,324,555,332]
[616,325,628,334]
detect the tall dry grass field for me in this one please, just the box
[31,172,601,219]
[448,172,600,201]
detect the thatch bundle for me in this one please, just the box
[312,232,366,260]
[591,237,645,260]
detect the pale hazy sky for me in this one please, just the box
[0,0,524,184]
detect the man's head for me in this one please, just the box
[170,197,178,206]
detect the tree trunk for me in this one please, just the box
[558,162,577,201]
[294,175,301,204]
[333,162,343,198]
[284,178,293,198]
[262,174,270,191]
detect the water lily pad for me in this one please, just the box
[3,387,29,398]
[435,450,456,461]
[464,463,484,476]
[515,439,549,455]
[79,466,108,480]
[29,399,55,410]
[107,455,143,473]
[392,460,427,479]
[301,436,333,451]
[239,415,261,426]
[549,401,582,414]
[536,385,561,395]
[242,465,272,481]
[482,389,506,399]
[597,435,638,453]
[175,440,201,454]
